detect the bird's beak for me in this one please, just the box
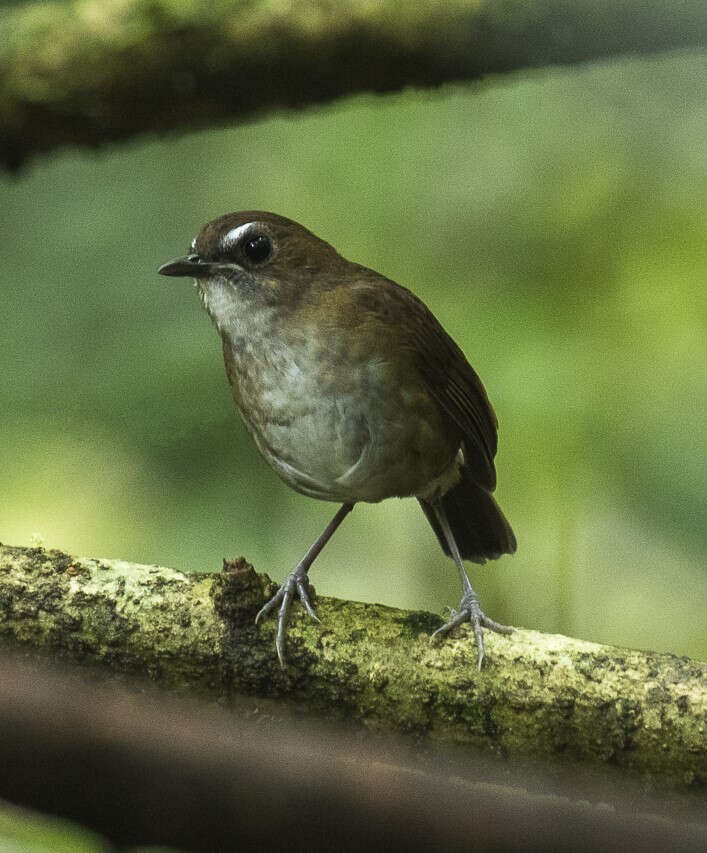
[158,254,217,278]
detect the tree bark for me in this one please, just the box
[0,543,704,791]
[2,0,706,169]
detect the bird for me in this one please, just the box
[159,211,517,668]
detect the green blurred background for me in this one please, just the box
[1,50,705,668]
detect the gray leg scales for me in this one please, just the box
[430,502,513,669]
[430,585,513,670]
[254,502,353,668]
[255,564,319,667]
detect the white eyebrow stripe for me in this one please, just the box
[222,222,259,248]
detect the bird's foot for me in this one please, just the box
[255,565,320,668]
[431,590,512,670]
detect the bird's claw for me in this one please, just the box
[255,567,319,668]
[431,591,512,670]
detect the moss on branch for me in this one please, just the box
[0,543,704,791]
[2,0,706,168]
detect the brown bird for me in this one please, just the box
[159,211,517,668]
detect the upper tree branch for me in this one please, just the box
[2,0,706,169]
[0,543,704,791]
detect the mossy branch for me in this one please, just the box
[0,543,704,791]
[2,0,706,169]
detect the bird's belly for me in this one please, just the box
[228,342,360,498]
[227,336,458,502]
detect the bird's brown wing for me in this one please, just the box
[348,270,499,491]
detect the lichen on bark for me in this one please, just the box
[0,543,704,791]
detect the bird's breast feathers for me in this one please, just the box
[220,306,458,502]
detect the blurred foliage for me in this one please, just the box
[0,799,182,852]
[0,799,108,852]
[1,51,705,663]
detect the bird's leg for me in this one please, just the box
[255,502,354,667]
[430,501,512,669]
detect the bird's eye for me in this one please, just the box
[242,234,272,264]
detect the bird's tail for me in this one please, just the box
[419,466,516,563]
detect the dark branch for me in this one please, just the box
[1,655,705,852]
[2,0,706,169]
